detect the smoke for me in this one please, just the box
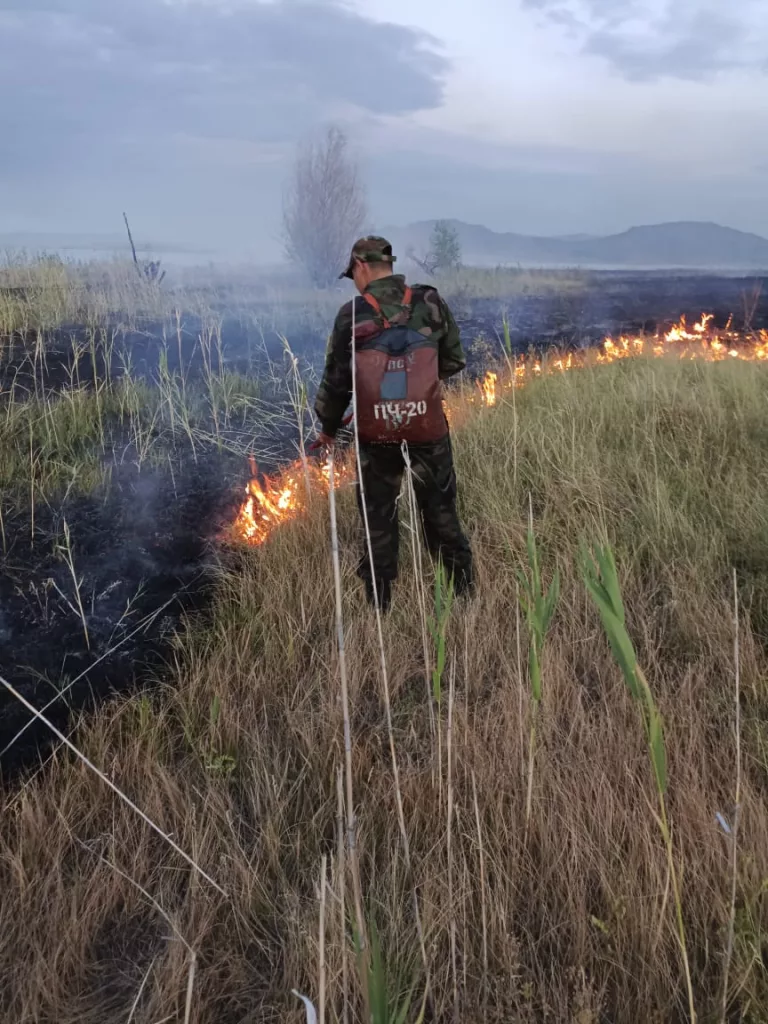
[0,449,241,779]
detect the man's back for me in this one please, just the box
[315,273,466,441]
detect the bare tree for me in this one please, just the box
[122,212,166,285]
[283,126,367,288]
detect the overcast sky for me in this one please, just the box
[1,0,766,260]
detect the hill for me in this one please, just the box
[387,219,768,270]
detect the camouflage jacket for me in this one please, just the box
[315,275,466,438]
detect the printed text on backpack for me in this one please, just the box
[353,287,449,444]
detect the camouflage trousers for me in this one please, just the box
[355,434,473,590]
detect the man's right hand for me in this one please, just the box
[309,431,336,452]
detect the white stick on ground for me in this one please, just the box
[319,854,327,1024]
[472,770,489,1024]
[515,582,525,785]
[0,673,226,896]
[336,767,349,1024]
[721,568,742,1023]
[402,442,436,749]
[292,991,318,1024]
[349,296,433,1003]
[183,952,197,1024]
[447,658,458,1023]
[127,956,157,1024]
[327,449,370,1016]
[0,595,177,758]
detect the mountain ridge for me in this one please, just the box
[383,220,768,270]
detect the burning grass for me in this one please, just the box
[2,347,768,1022]
[233,455,355,546]
[229,313,768,552]
[483,311,768,402]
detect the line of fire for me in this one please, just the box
[233,313,768,546]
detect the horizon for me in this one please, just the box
[2,1,766,263]
[3,217,767,270]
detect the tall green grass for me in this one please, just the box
[581,541,694,1021]
[517,512,559,828]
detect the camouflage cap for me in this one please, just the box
[339,236,396,279]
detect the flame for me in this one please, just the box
[474,314,768,407]
[480,371,498,406]
[233,313,767,546]
[233,454,354,545]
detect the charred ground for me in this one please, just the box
[0,454,239,773]
[460,270,768,351]
[0,299,293,777]
[1,265,766,781]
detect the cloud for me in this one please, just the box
[2,0,767,251]
[0,0,448,174]
[523,0,768,80]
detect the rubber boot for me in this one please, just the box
[452,567,475,600]
[365,577,392,612]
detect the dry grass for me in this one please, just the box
[2,356,768,1023]
[434,265,589,301]
[0,254,174,333]
[0,253,588,338]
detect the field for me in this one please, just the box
[1,256,768,1023]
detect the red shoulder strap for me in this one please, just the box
[361,286,413,327]
[361,291,389,327]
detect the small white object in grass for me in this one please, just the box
[716,812,732,836]
[292,991,318,1024]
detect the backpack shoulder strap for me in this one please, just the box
[361,291,390,328]
[393,286,413,327]
[361,285,414,328]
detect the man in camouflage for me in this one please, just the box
[314,236,473,611]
